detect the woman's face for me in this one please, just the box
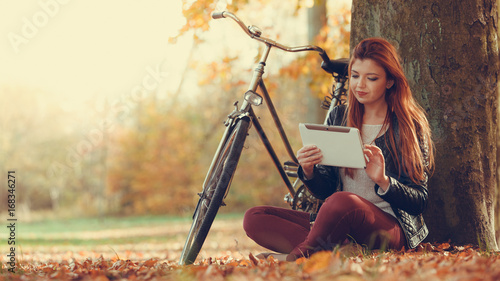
[349,58,394,108]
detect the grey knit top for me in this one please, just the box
[340,124,396,218]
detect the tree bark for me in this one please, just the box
[350,0,499,249]
[497,2,500,245]
[497,97,500,242]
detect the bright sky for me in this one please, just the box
[0,1,188,109]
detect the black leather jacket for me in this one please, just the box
[298,105,429,249]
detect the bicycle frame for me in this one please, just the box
[202,43,299,197]
[180,11,349,265]
[204,11,348,203]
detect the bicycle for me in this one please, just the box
[179,11,350,265]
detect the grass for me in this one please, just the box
[0,212,259,264]
[17,236,169,247]
[2,213,245,247]
[16,215,189,233]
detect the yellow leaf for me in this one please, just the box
[142,258,158,268]
[302,251,333,274]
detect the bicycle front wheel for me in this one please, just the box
[179,116,251,265]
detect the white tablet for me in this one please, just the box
[299,123,366,169]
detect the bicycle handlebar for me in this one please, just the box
[212,11,337,73]
[212,11,225,19]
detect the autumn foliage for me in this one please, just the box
[103,1,352,216]
[3,243,500,280]
[0,0,352,218]
[106,100,207,215]
[279,5,351,98]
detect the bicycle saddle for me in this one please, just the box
[321,58,349,77]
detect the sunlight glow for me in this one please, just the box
[304,0,315,8]
[0,1,187,109]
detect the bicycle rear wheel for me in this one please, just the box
[179,116,251,265]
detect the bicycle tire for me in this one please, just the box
[179,116,251,265]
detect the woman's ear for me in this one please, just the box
[386,80,394,89]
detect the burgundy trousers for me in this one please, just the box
[243,191,406,259]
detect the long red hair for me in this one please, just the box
[345,38,434,183]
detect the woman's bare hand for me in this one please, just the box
[297,145,322,179]
[363,144,390,190]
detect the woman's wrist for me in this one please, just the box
[377,176,390,191]
[303,170,314,180]
[301,166,315,180]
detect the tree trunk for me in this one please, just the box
[497,3,500,244]
[350,0,499,249]
[306,0,327,123]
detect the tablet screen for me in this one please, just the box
[299,123,366,169]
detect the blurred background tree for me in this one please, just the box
[0,0,350,219]
[105,0,351,216]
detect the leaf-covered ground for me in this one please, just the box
[2,216,500,280]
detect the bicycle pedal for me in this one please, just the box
[284,161,298,167]
[286,171,298,178]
